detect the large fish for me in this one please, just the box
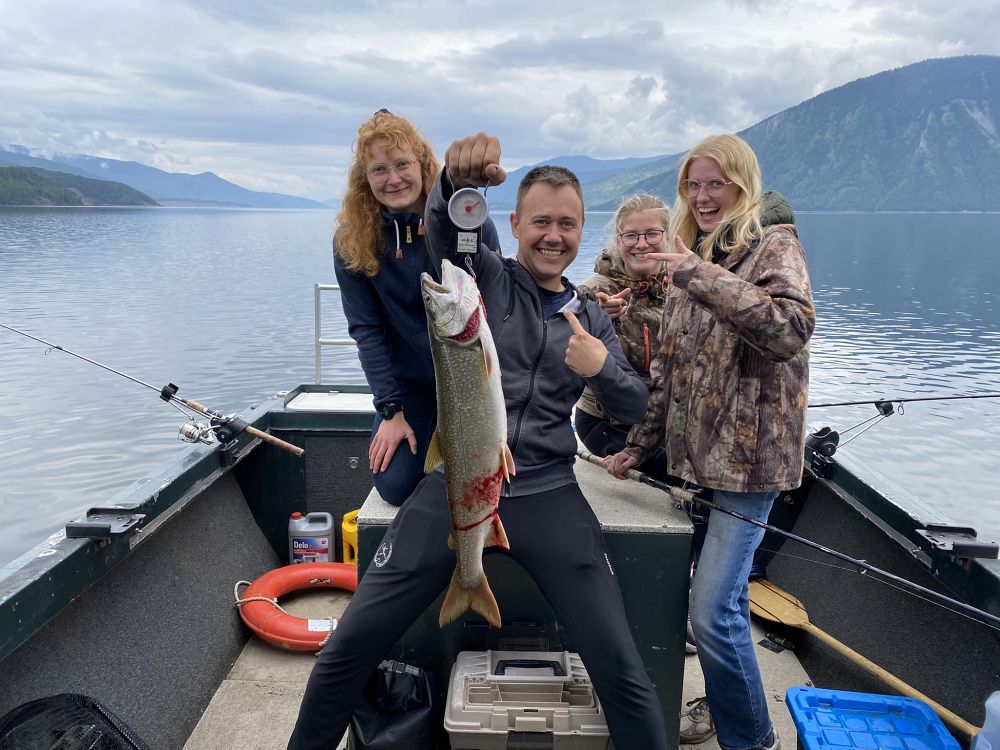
[421,259,514,628]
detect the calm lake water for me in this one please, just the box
[1,207,998,568]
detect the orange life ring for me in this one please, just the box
[236,562,357,651]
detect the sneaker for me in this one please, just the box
[685,618,698,654]
[679,697,715,744]
[760,729,781,750]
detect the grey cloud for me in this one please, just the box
[473,20,670,72]
[3,1,999,200]
[177,0,378,29]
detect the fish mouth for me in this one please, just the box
[421,270,479,342]
[420,272,449,294]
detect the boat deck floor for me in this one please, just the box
[183,587,809,750]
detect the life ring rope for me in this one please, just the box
[233,580,339,653]
[233,562,357,654]
[234,580,291,614]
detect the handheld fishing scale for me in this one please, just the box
[447,187,489,255]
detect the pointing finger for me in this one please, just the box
[563,309,587,335]
[611,288,632,301]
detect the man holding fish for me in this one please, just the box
[288,132,669,750]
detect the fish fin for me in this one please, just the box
[439,569,501,628]
[424,431,444,473]
[501,444,516,479]
[484,514,510,550]
[447,531,456,550]
[481,344,493,379]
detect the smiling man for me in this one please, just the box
[429,134,669,748]
[287,133,666,750]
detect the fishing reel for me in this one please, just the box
[177,414,250,465]
[179,420,215,445]
[805,427,840,478]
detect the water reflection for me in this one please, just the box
[1,207,998,569]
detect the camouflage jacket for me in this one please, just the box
[575,252,666,427]
[626,224,815,492]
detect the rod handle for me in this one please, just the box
[243,424,305,457]
[577,448,695,502]
[183,399,304,457]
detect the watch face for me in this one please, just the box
[380,403,398,420]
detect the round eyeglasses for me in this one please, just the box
[619,230,665,247]
[367,159,417,184]
[681,178,733,197]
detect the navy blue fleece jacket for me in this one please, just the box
[334,206,500,408]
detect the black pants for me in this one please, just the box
[287,472,669,750]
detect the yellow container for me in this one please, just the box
[342,508,360,565]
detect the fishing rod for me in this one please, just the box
[809,393,1000,408]
[804,391,1000,451]
[576,448,1000,630]
[1,323,303,458]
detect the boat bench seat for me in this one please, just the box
[357,440,693,535]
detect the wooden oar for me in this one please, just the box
[748,578,979,742]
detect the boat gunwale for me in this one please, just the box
[2,383,997,669]
[0,393,286,663]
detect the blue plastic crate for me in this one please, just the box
[786,687,960,750]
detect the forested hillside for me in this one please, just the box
[0,167,158,206]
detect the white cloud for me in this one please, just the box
[0,0,997,200]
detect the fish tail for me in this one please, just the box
[439,569,501,628]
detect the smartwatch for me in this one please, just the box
[378,402,403,421]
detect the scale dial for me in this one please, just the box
[447,188,489,230]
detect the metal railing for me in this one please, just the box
[314,283,355,384]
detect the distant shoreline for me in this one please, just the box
[0,203,334,210]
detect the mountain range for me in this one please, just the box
[497,55,1000,213]
[0,146,327,208]
[2,55,998,211]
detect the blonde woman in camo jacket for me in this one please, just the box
[604,133,815,750]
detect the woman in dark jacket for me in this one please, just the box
[333,109,499,505]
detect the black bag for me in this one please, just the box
[348,660,440,750]
[0,693,152,750]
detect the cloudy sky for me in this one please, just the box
[2,0,998,201]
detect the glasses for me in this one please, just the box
[619,230,665,247]
[681,178,733,197]
[367,159,417,183]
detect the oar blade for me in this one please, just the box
[749,579,811,628]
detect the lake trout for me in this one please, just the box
[421,258,514,628]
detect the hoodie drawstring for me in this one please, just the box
[393,218,423,260]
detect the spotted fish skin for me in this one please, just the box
[421,259,514,628]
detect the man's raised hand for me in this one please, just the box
[445,133,507,189]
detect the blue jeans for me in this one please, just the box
[371,385,436,506]
[689,490,778,750]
